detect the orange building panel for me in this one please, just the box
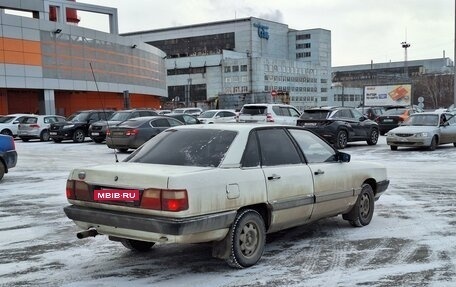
[3,38,24,52]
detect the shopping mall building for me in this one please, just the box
[123,17,332,111]
[0,0,166,116]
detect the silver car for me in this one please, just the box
[17,115,66,141]
[386,112,456,151]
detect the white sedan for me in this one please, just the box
[197,109,237,124]
[386,112,456,151]
[64,124,389,268]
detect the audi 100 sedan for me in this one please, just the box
[64,124,389,268]
[386,112,456,151]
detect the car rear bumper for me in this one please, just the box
[49,130,74,140]
[64,205,236,238]
[1,150,17,170]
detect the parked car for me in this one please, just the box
[17,115,66,142]
[166,113,201,125]
[297,107,379,149]
[64,123,389,268]
[106,116,184,152]
[50,110,114,143]
[0,134,17,181]
[237,103,301,125]
[198,109,237,124]
[357,106,386,121]
[376,107,416,135]
[0,114,30,137]
[386,112,456,151]
[157,110,172,115]
[89,109,158,143]
[172,107,203,116]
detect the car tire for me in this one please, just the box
[116,148,128,153]
[92,138,104,144]
[40,130,50,142]
[335,130,348,149]
[453,143,456,147]
[366,128,379,145]
[1,129,13,137]
[343,183,375,227]
[390,145,398,151]
[225,209,266,269]
[429,136,437,151]
[20,137,29,142]
[120,239,154,252]
[52,139,62,143]
[73,129,85,143]
[0,163,5,181]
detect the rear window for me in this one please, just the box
[241,106,267,115]
[300,110,330,120]
[125,129,237,167]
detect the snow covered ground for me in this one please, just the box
[0,136,455,286]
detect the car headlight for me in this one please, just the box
[63,124,75,129]
[386,132,393,137]
[415,132,428,137]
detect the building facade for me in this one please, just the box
[0,0,166,116]
[123,17,332,111]
[331,58,454,108]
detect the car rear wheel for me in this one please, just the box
[0,163,5,181]
[429,136,437,151]
[40,130,50,141]
[366,129,379,145]
[335,130,348,149]
[120,239,154,252]
[20,137,29,142]
[225,209,266,268]
[73,129,85,143]
[390,145,398,151]
[343,183,375,227]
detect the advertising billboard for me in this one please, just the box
[364,84,412,106]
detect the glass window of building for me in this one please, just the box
[224,66,231,73]
[241,65,248,72]
[232,65,239,72]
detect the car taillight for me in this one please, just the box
[66,180,76,199]
[126,129,138,136]
[106,129,110,136]
[66,179,90,200]
[140,188,188,211]
[266,113,274,122]
[30,124,40,128]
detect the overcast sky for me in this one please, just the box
[77,0,454,67]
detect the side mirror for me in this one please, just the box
[359,116,367,121]
[336,152,351,163]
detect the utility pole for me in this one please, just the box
[401,41,411,79]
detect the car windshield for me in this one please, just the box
[67,112,90,122]
[125,129,237,167]
[383,108,406,116]
[300,110,330,120]
[173,109,184,114]
[241,106,267,115]
[0,116,15,123]
[402,114,439,126]
[199,111,217,118]
[109,112,132,121]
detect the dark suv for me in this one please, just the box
[50,110,114,143]
[89,109,158,143]
[297,107,379,149]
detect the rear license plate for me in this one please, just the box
[304,123,317,126]
[93,189,139,201]
[112,131,124,136]
[383,119,393,123]
[50,132,57,135]
[91,132,99,136]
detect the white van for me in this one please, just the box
[237,103,301,125]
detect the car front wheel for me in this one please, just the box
[343,183,375,227]
[335,130,348,149]
[226,209,266,268]
[40,130,50,141]
[366,129,379,145]
[429,136,437,151]
[73,129,85,143]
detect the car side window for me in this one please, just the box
[151,118,170,127]
[257,128,301,166]
[289,129,336,163]
[288,107,300,117]
[279,107,291,116]
[183,115,197,124]
[241,131,261,167]
[351,109,364,119]
[167,118,182,127]
[89,113,100,122]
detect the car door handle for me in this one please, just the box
[314,169,325,175]
[267,174,281,180]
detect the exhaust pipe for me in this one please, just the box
[76,229,98,239]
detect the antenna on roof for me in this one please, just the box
[89,62,119,163]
